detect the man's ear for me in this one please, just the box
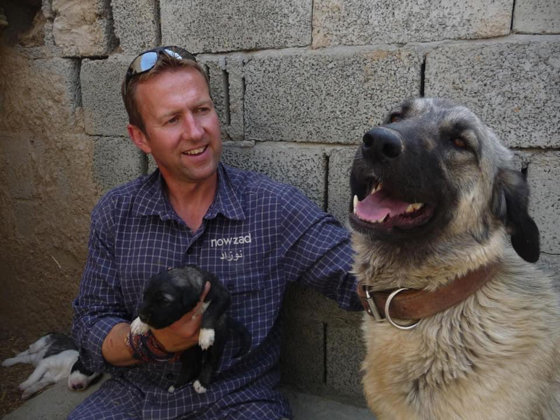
[128,124,151,154]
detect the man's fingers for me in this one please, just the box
[200,281,211,302]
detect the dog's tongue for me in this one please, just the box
[355,190,410,222]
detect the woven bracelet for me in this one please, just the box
[126,330,180,363]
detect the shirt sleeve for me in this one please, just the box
[71,196,131,373]
[278,188,362,311]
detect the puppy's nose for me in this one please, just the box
[362,127,403,160]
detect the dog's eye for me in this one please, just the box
[452,138,467,149]
[389,113,402,123]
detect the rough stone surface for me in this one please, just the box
[0,46,98,343]
[326,319,365,399]
[526,151,560,255]
[160,0,312,53]
[222,143,327,209]
[280,303,325,390]
[111,0,159,52]
[513,0,560,34]
[425,36,560,148]
[313,0,512,47]
[81,54,132,136]
[93,136,146,193]
[200,55,245,141]
[52,0,116,56]
[244,47,422,144]
[328,147,358,225]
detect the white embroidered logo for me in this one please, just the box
[210,233,252,248]
[210,233,251,262]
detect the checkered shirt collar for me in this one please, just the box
[133,163,246,222]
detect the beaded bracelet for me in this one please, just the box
[126,329,181,363]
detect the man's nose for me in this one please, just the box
[182,113,204,140]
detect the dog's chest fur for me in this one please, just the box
[359,253,560,420]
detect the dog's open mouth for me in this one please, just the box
[352,182,434,230]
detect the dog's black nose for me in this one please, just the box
[362,127,402,160]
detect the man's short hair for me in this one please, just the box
[121,53,209,133]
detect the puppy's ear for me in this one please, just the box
[491,168,540,262]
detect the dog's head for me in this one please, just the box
[138,265,210,329]
[350,97,539,262]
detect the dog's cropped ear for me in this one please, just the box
[491,168,540,262]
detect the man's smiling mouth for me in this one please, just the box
[183,146,207,156]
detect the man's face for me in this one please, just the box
[129,67,222,187]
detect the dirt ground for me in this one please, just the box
[0,332,35,417]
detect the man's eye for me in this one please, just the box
[167,116,179,124]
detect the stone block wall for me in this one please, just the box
[0,0,558,407]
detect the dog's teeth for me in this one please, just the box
[370,183,382,195]
[376,214,388,223]
[353,195,358,213]
[405,203,424,213]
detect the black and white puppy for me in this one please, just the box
[2,333,101,399]
[131,265,251,393]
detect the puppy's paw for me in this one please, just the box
[130,317,149,335]
[193,380,207,394]
[198,329,215,350]
[2,357,18,367]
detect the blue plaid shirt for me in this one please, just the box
[71,163,361,419]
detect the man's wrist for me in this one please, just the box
[126,329,181,363]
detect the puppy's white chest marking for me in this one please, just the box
[130,317,150,335]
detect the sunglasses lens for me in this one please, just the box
[138,51,158,72]
[164,48,183,60]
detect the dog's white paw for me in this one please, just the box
[198,328,215,350]
[130,317,149,335]
[193,380,207,394]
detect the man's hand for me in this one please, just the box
[151,281,211,352]
[102,281,211,366]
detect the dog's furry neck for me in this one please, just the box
[352,227,506,292]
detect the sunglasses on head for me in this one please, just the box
[124,46,196,94]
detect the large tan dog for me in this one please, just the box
[350,98,560,419]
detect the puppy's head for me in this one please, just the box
[67,358,102,391]
[350,97,539,262]
[138,265,207,329]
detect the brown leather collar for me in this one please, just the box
[358,262,500,324]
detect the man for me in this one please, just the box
[70,46,361,419]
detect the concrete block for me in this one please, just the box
[328,147,358,225]
[200,55,245,141]
[222,143,327,209]
[81,55,131,136]
[244,47,422,144]
[326,321,366,400]
[51,0,116,56]
[513,0,560,34]
[280,308,325,391]
[526,151,560,254]
[160,0,312,53]
[313,0,512,48]
[111,0,159,52]
[425,36,560,148]
[93,136,146,192]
